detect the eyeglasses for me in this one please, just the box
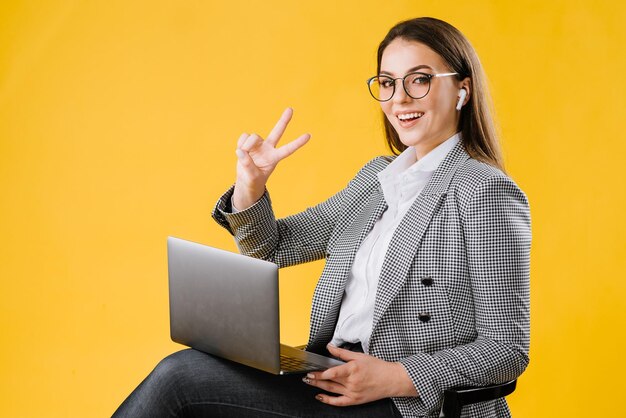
[366,71,458,102]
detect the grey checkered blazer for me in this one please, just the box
[212,141,531,418]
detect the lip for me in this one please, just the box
[395,110,424,129]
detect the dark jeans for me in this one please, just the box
[112,349,402,418]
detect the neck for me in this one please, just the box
[413,131,458,160]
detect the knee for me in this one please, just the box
[150,349,200,389]
[156,349,197,371]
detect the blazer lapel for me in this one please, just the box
[308,185,388,352]
[371,143,471,334]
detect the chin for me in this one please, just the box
[392,122,429,148]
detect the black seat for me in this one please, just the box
[439,379,517,418]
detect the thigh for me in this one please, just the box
[113,349,401,418]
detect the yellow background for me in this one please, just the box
[1,1,624,416]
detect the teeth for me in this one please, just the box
[398,112,424,121]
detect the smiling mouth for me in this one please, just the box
[397,112,424,122]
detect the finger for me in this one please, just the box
[274,133,311,162]
[237,133,249,148]
[326,344,362,362]
[240,133,263,152]
[315,394,355,407]
[266,107,293,146]
[316,362,351,381]
[235,148,255,168]
[235,148,261,179]
[302,376,346,394]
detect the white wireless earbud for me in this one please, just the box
[456,88,467,110]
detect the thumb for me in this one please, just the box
[327,344,360,361]
[235,148,254,168]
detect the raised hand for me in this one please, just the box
[232,107,311,210]
[302,345,418,406]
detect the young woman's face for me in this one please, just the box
[379,38,468,157]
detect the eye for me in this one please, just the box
[409,74,431,85]
[379,77,395,88]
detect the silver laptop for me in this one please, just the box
[167,236,345,374]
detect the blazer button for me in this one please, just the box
[418,313,431,322]
[421,276,434,286]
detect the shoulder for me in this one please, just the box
[360,155,394,175]
[347,155,394,187]
[451,157,530,217]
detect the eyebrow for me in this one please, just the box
[379,65,433,76]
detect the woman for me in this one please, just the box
[113,17,530,418]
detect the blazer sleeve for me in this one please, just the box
[398,174,532,414]
[211,158,384,268]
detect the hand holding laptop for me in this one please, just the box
[302,344,418,405]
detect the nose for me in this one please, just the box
[392,80,411,104]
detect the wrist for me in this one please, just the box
[390,362,418,397]
[232,182,265,211]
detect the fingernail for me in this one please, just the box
[302,377,310,384]
[315,395,323,402]
[235,149,244,158]
[306,373,315,379]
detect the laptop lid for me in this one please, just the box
[167,237,281,374]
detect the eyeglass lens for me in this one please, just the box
[368,73,431,101]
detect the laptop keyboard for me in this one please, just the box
[280,354,322,372]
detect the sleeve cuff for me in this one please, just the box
[212,185,270,231]
[398,352,464,414]
[211,185,279,259]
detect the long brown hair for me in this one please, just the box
[377,17,504,172]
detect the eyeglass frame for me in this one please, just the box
[366,71,459,102]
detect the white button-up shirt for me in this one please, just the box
[330,133,461,353]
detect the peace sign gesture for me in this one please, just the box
[232,107,311,210]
